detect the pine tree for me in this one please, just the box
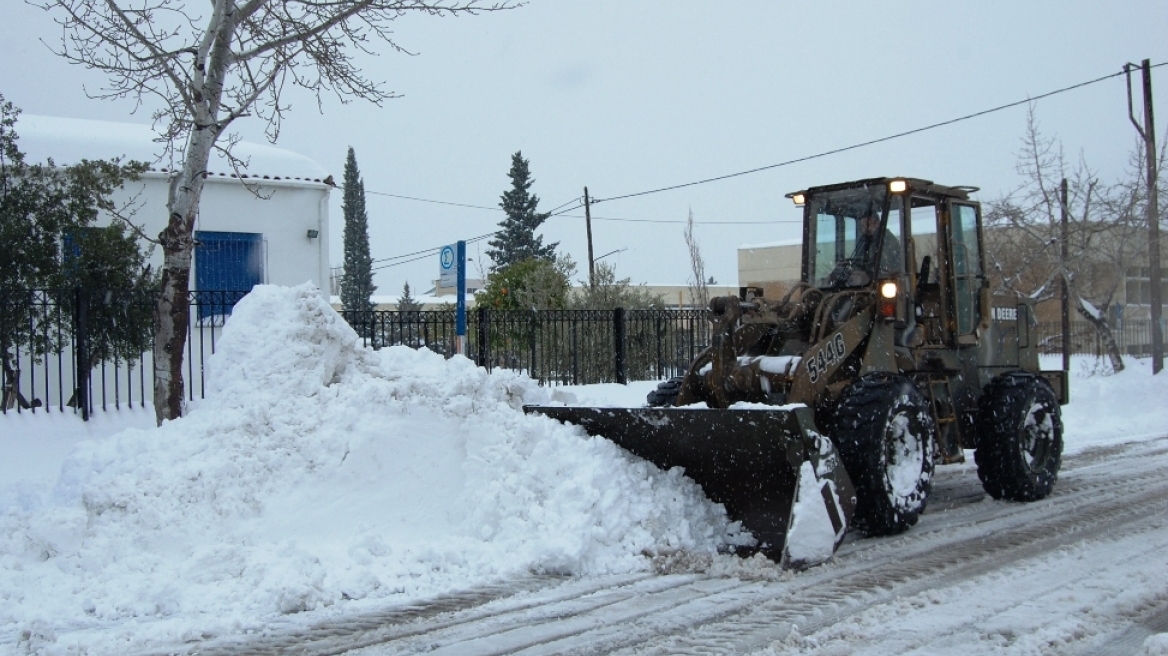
[396,280,423,347]
[485,151,557,269]
[398,281,422,314]
[341,146,375,316]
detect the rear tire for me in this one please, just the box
[975,372,1063,501]
[646,376,685,407]
[832,373,937,536]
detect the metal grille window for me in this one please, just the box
[195,231,264,319]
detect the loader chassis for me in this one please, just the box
[526,177,1066,567]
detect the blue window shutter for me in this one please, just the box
[195,231,264,319]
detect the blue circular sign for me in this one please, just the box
[440,245,455,270]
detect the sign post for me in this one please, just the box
[456,240,467,356]
[440,242,468,356]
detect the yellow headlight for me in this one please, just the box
[791,193,805,206]
[880,281,898,299]
[889,179,907,193]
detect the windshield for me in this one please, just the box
[806,187,903,288]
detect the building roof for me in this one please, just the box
[739,236,803,250]
[16,115,332,185]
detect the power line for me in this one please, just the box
[553,213,799,225]
[364,189,501,213]
[592,62,1168,205]
[370,231,495,271]
[351,61,1167,268]
[371,244,443,264]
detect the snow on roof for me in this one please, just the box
[16,115,332,185]
[739,236,803,250]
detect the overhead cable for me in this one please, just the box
[592,63,1168,205]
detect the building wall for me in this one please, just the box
[104,174,332,291]
[638,284,742,308]
[18,114,334,293]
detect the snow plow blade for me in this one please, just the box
[524,405,856,568]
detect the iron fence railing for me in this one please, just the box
[1034,320,1161,357]
[2,289,712,419]
[2,289,245,419]
[341,306,711,386]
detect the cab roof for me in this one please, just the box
[793,177,979,200]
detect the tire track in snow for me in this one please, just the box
[598,472,1168,655]
[145,437,1168,656]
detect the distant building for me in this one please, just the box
[17,115,334,294]
[330,292,475,312]
[431,278,485,298]
[634,284,741,309]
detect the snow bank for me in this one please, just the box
[1044,354,1168,452]
[0,284,740,654]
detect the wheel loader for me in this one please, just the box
[527,177,1067,568]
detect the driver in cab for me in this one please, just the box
[853,211,902,275]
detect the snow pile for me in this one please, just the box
[0,284,740,654]
[1143,634,1168,656]
[1044,354,1168,452]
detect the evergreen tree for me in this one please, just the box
[396,280,423,347]
[485,151,557,269]
[341,146,375,316]
[398,281,422,314]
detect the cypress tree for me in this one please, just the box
[485,151,557,269]
[341,146,375,315]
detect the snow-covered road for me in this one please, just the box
[137,435,1168,656]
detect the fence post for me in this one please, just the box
[655,316,664,379]
[73,287,90,421]
[476,307,488,368]
[614,307,627,385]
[529,310,538,381]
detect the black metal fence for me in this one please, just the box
[1034,320,1162,357]
[341,306,711,386]
[2,289,711,418]
[1,289,246,418]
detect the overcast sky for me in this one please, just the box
[2,1,1166,295]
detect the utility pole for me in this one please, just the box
[1061,178,1071,373]
[584,187,596,288]
[1126,59,1163,374]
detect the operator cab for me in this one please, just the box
[786,177,986,348]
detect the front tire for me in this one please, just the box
[975,372,1063,501]
[832,373,937,536]
[646,376,685,407]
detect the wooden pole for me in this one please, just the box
[1128,60,1163,373]
[584,187,596,288]
[1140,60,1162,374]
[1061,178,1071,372]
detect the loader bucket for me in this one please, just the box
[524,405,856,568]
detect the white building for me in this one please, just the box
[17,115,334,293]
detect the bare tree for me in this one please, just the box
[684,209,709,310]
[39,0,514,423]
[985,106,1148,372]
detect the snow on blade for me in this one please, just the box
[0,284,739,654]
[782,461,840,568]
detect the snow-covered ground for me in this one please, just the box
[1,284,1165,655]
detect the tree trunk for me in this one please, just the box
[1074,303,1125,373]
[150,0,235,425]
[152,125,220,424]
